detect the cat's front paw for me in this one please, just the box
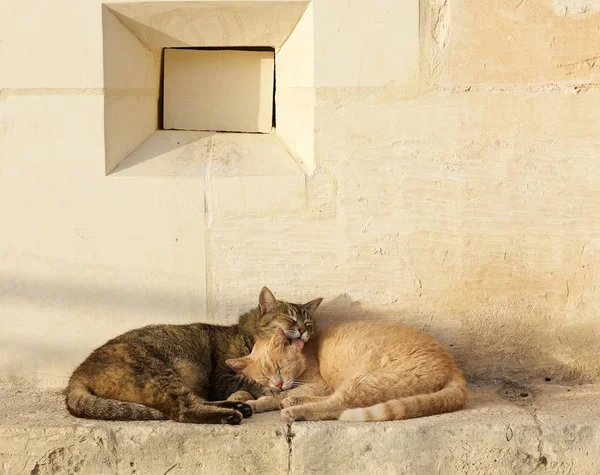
[281,407,301,422]
[281,397,304,408]
[214,401,253,418]
[247,396,279,413]
[227,391,254,402]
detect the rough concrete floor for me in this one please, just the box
[0,384,599,475]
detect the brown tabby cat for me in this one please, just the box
[65,287,322,424]
[226,321,467,421]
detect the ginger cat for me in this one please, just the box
[226,321,467,422]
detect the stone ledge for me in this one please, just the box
[1,385,599,474]
[0,388,289,475]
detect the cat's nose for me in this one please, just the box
[276,381,283,389]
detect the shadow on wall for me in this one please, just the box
[314,293,598,386]
[0,337,86,387]
[111,130,214,174]
[0,274,203,320]
[2,276,596,386]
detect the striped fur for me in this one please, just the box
[65,287,322,424]
[338,371,467,421]
[66,381,166,420]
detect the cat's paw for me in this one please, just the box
[280,407,300,422]
[246,399,264,413]
[281,395,326,408]
[217,401,253,418]
[227,391,254,402]
[247,396,280,413]
[220,410,243,425]
[177,408,243,425]
[281,397,304,408]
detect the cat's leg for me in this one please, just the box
[171,361,254,417]
[250,383,331,413]
[280,395,329,407]
[227,391,254,402]
[133,367,251,424]
[246,395,283,413]
[212,372,279,400]
[196,400,253,418]
[280,372,398,421]
[279,380,331,409]
[163,381,250,424]
[283,371,421,421]
[247,390,307,413]
[280,396,344,421]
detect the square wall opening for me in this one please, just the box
[102,1,315,175]
[162,47,275,134]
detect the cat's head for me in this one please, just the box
[255,287,322,346]
[226,328,307,390]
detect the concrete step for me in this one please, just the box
[0,384,598,475]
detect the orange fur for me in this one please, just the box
[226,321,467,422]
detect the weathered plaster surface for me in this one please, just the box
[1,0,600,387]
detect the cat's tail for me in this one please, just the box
[65,380,167,421]
[338,371,467,422]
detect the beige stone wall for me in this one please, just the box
[1,0,599,387]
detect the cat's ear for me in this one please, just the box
[226,357,251,374]
[259,287,278,315]
[270,328,289,349]
[303,297,323,315]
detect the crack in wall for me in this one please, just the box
[163,463,178,475]
[420,0,451,85]
[526,404,553,472]
[286,422,293,475]
[203,135,215,323]
[530,407,549,470]
[439,82,600,94]
[509,387,549,472]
